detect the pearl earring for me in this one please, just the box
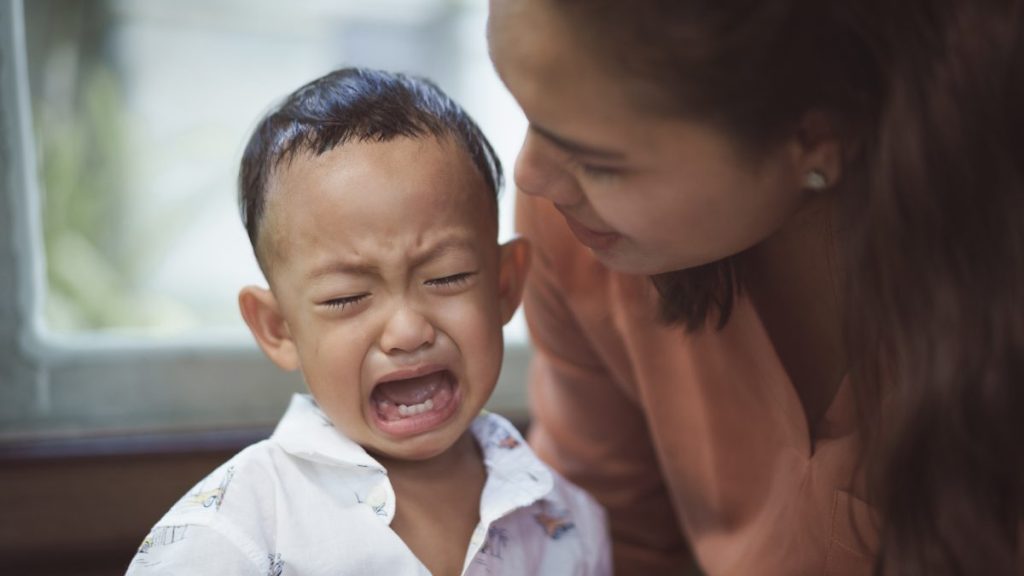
[804,170,828,191]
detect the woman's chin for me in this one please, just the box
[591,245,690,276]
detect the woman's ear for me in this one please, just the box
[238,286,300,372]
[497,237,532,325]
[795,109,843,189]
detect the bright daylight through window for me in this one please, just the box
[26,0,527,342]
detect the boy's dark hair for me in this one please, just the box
[239,67,503,268]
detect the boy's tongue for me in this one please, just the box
[374,371,448,406]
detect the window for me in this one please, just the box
[0,0,531,439]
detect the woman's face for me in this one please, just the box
[488,0,810,275]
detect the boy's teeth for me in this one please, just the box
[396,398,434,417]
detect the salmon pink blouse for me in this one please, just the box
[518,193,878,576]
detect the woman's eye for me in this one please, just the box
[570,157,622,180]
[426,272,475,288]
[580,164,620,178]
[321,294,368,310]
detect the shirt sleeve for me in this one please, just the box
[516,193,694,575]
[125,521,266,576]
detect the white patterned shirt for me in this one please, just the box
[126,394,611,575]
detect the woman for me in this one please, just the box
[487,0,1023,574]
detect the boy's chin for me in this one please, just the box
[368,429,471,465]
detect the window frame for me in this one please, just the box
[0,0,531,444]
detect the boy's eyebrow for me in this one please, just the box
[306,261,379,281]
[529,123,626,161]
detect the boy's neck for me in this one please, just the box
[374,430,488,576]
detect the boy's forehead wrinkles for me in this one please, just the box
[303,233,480,281]
[409,234,478,267]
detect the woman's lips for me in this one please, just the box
[560,212,619,250]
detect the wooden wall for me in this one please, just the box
[0,428,270,575]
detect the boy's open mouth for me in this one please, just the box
[370,368,459,436]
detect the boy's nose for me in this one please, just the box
[379,306,436,355]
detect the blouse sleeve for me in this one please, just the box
[516,194,693,575]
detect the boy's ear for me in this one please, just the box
[497,237,532,325]
[238,286,300,372]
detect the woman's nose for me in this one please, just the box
[379,305,436,355]
[515,130,582,206]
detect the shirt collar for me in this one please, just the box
[271,394,386,472]
[271,394,558,516]
[472,411,555,521]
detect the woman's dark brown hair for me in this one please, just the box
[556,0,1024,573]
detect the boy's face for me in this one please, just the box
[241,136,528,463]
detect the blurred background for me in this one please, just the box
[1,1,530,573]
[26,0,527,338]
